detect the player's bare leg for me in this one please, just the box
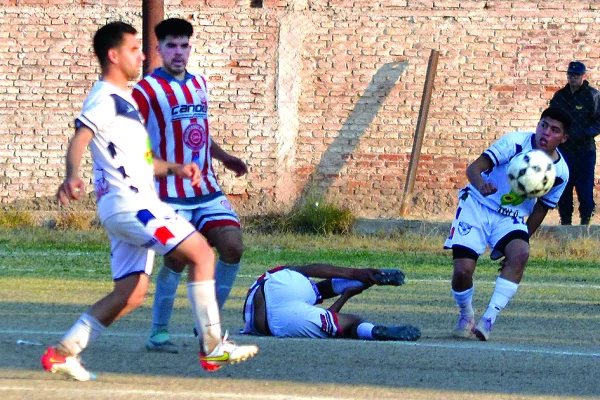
[474,239,528,341]
[42,273,150,380]
[206,225,245,309]
[451,257,477,338]
[147,225,245,353]
[169,232,258,371]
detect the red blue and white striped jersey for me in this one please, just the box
[132,68,221,205]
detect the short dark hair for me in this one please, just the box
[540,107,571,134]
[154,18,193,41]
[93,22,137,70]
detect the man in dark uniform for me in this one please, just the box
[550,61,600,225]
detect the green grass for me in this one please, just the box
[0,227,599,286]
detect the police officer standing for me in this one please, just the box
[550,61,600,225]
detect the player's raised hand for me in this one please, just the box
[175,163,201,187]
[222,156,248,177]
[56,177,85,206]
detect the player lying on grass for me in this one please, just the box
[240,264,421,341]
[445,107,571,341]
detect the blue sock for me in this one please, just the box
[151,265,182,335]
[331,278,364,294]
[214,260,241,309]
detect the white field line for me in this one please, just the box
[0,386,345,400]
[2,329,599,358]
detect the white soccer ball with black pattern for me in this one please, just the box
[507,150,556,199]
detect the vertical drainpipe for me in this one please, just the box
[142,0,165,76]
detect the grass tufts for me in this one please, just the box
[53,212,97,231]
[287,195,355,235]
[244,197,356,235]
[0,211,36,228]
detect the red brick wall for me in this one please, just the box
[1,1,599,219]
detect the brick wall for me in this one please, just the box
[1,1,599,219]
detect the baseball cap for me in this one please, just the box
[567,61,586,75]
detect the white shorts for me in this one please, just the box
[102,201,196,280]
[243,268,340,338]
[168,193,240,235]
[444,189,528,259]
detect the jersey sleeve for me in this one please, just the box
[75,95,115,135]
[483,132,520,167]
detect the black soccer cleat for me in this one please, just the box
[372,325,421,342]
[373,269,405,286]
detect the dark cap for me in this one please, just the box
[567,61,586,75]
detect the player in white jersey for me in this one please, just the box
[444,107,571,341]
[241,264,421,341]
[132,18,249,353]
[40,22,258,381]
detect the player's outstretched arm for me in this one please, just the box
[466,154,497,196]
[56,126,94,206]
[327,286,365,313]
[289,264,379,286]
[526,202,550,236]
[152,156,201,187]
[210,141,248,177]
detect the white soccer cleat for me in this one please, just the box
[199,332,259,372]
[473,317,494,341]
[40,347,97,381]
[453,314,475,338]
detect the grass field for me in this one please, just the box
[0,227,599,399]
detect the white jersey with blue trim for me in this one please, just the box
[76,80,158,221]
[466,131,569,218]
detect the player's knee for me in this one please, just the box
[452,267,473,285]
[506,244,529,268]
[219,241,244,263]
[452,262,475,282]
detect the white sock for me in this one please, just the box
[482,277,519,323]
[331,278,364,294]
[151,265,182,334]
[214,260,241,309]
[58,313,106,356]
[452,286,475,319]
[356,322,376,340]
[187,280,222,353]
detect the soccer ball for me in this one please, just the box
[507,150,556,198]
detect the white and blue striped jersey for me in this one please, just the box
[467,131,569,218]
[76,80,157,221]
